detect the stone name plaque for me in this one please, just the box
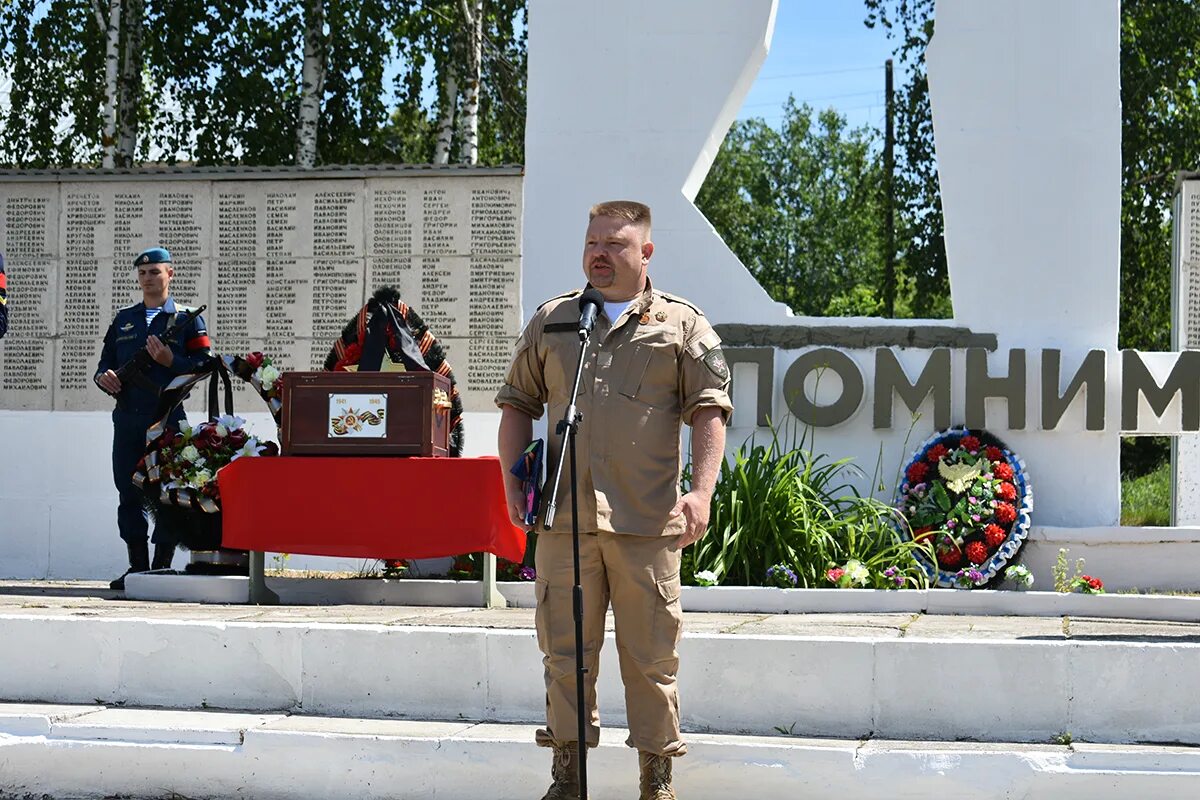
[1173,177,1200,524]
[0,168,522,413]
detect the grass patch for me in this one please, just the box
[1121,461,1170,526]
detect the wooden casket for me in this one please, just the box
[280,371,452,457]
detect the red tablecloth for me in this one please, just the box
[218,456,526,563]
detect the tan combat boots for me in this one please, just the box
[539,741,584,800]
[638,751,676,800]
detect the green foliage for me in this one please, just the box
[1051,548,1091,593]
[0,0,528,167]
[690,419,932,588]
[1119,0,1200,350]
[1121,461,1170,527]
[695,101,887,317]
[863,0,947,318]
[1120,436,1170,479]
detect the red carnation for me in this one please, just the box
[984,524,1007,547]
[961,435,981,452]
[994,462,1014,481]
[997,482,1017,501]
[228,428,249,448]
[985,446,1004,462]
[994,502,1017,523]
[906,462,929,484]
[926,444,949,463]
[245,351,265,369]
[1083,575,1103,590]
[938,549,963,568]
[965,541,989,565]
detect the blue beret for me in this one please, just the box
[134,247,172,267]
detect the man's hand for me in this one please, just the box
[146,334,173,367]
[669,490,712,548]
[96,369,122,395]
[505,481,534,532]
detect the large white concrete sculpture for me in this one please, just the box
[925,0,1123,525]
[523,0,791,323]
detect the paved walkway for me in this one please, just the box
[3,579,1200,642]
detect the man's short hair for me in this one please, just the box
[588,200,652,231]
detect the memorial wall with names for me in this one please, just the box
[1176,178,1200,350]
[1172,176,1200,524]
[0,169,522,413]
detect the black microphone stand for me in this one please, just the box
[542,320,594,800]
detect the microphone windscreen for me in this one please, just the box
[578,287,605,311]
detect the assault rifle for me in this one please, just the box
[98,304,208,400]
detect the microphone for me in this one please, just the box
[577,287,604,339]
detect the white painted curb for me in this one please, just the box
[124,573,1200,623]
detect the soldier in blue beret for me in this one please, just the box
[0,252,8,340]
[95,247,212,590]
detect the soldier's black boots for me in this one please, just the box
[109,541,150,591]
[151,540,176,571]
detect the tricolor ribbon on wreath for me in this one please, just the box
[132,353,283,517]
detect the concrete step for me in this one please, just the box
[2,594,1200,746]
[2,703,1199,800]
[123,572,1200,623]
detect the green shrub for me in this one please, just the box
[690,421,931,588]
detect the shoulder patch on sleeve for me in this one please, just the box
[684,329,729,381]
[702,347,730,381]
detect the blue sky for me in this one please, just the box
[738,0,898,135]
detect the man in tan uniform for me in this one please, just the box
[496,201,731,800]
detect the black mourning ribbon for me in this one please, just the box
[359,301,430,372]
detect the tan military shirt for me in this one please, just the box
[495,279,733,537]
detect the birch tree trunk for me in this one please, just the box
[115,0,143,166]
[92,0,120,168]
[457,0,484,165]
[433,64,458,165]
[296,0,327,168]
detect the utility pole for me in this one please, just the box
[883,58,896,317]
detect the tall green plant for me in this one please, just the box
[690,420,930,588]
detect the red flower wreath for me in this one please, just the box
[897,428,1032,588]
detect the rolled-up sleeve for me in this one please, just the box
[495,319,547,419]
[680,316,733,425]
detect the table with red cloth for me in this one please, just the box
[218,456,527,604]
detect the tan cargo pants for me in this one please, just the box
[532,530,686,757]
